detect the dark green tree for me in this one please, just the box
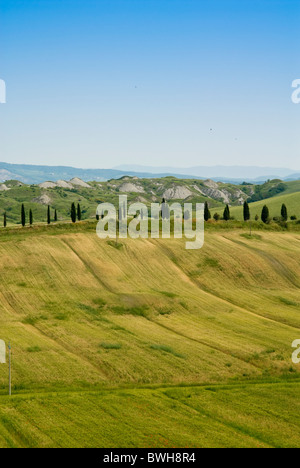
[184,210,191,220]
[47,205,51,225]
[281,203,288,221]
[29,209,33,226]
[161,199,170,220]
[54,209,58,222]
[3,212,7,228]
[77,203,82,221]
[71,203,76,223]
[204,202,211,221]
[243,201,250,221]
[261,205,269,224]
[223,204,230,221]
[21,204,26,227]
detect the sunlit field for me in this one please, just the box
[0,223,299,447]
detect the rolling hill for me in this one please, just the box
[0,223,300,447]
[0,176,299,226]
[213,191,300,221]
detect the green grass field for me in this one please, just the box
[212,191,300,221]
[0,223,300,447]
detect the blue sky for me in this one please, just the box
[0,0,299,169]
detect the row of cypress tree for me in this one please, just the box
[19,204,58,227]
[261,203,289,224]
[1,200,293,227]
[204,201,291,224]
[71,203,81,223]
[204,202,233,221]
[3,203,83,227]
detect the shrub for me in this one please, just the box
[27,346,42,353]
[150,344,185,359]
[100,343,122,350]
[204,257,222,269]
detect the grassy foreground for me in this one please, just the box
[1,382,300,448]
[0,223,300,447]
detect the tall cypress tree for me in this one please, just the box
[3,212,7,228]
[161,199,170,220]
[223,204,230,221]
[204,202,211,221]
[261,205,269,224]
[243,201,250,221]
[21,204,26,227]
[29,209,33,226]
[71,203,76,223]
[281,203,288,221]
[77,203,82,221]
[47,206,51,225]
[54,209,58,222]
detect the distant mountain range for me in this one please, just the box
[0,161,299,185]
[114,165,300,182]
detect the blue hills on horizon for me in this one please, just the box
[0,161,299,185]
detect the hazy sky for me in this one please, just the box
[0,0,299,169]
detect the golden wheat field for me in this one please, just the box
[0,223,299,447]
